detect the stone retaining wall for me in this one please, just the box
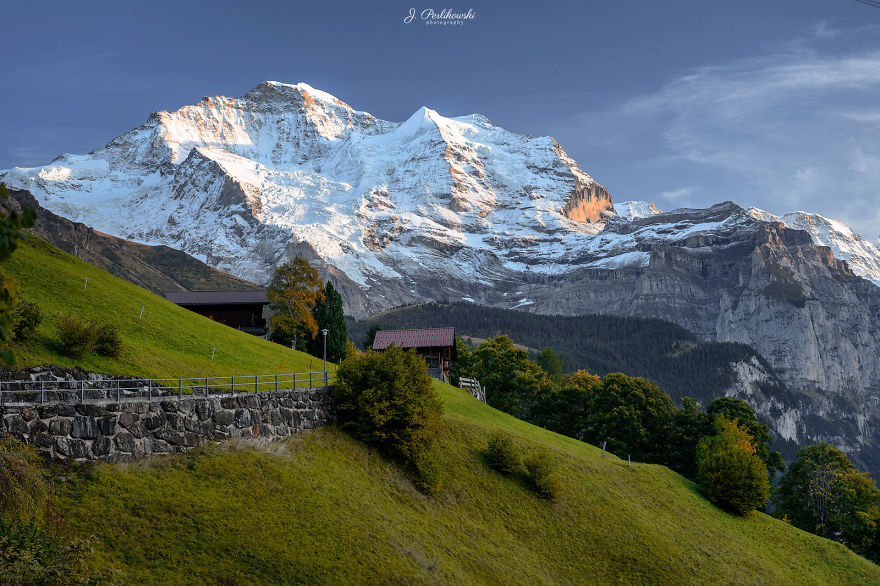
[0,389,334,463]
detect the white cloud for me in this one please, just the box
[659,186,697,203]
[584,27,880,236]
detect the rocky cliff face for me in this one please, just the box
[512,204,880,472]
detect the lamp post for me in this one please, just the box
[321,328,329,373]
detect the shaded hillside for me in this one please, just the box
[7,187,259,294]
[56,383,880,584]
[348,302,786,404]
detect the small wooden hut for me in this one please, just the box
[372,327,457,382]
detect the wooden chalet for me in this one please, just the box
[165,290,269,335]
[372,327,457,383]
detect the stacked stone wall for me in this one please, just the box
[0,388,334,462]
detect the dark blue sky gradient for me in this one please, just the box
[3,0,880,231]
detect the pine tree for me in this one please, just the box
[307,281,348,363]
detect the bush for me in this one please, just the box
[0,518,105,585]
[524,450,559,500]
[486,432,522,475]
[93,322,122,357]
[411,447,444,495]
[10,298,42,341]
[333,346,443,490]
[0,435,49,526]
[697,417,770,515]
[56,314,95,359]
[0,429,108,583]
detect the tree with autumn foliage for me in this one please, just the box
[697,417,770,515]
[267,257,324,350]
[707,396,784,481]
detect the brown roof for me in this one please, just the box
[372,327,455,350]
[165,290,268,306]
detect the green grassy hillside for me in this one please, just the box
[59,382,879,584]
[1,237,324,377]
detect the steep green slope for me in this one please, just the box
[59,382,878,585]
[1,237,323,377]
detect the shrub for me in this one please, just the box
[93,322,123,357]
[0,435,49,526]
[0,518,105,585]
[411,447,444,495]
[56,314,95,359]
[524,450,559,500]
[333,346,443,490]
[486,432,522,475]
[10,298,42,341]
[697,417,770,515]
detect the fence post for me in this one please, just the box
[205,377,209,397]
[41,380,45,404]
[1,381,4,408]
[293,372,296,390]
[80,379,84,403]
[116,379,120,403]
[255,375,258,394]
[231,376,235,395]
[325,371,328,386]
[275,374,278,392]
[179,378,182,400]
[309,372,313,390]
[148,379,152,402]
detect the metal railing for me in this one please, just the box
[0,370,337,406]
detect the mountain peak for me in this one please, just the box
[242,80,355,112]
[748,207,880,286]
[614,201,662,221]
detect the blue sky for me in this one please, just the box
[3,0,880,234]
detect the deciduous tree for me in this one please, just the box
[536,347,563,381]
[471,335,553,418]
[707,397,784,480]
[267,257,324,350]
[667,396,711,479]
[581,372,675,463]
[697,417,770,515]
[775,442,880,556]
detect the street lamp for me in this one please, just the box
[321,328,329,373]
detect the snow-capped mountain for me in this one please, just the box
[748,208,880,287]
[613,200,662,221]
[1,81,613,305]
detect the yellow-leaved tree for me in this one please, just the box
[266,257,324,350]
